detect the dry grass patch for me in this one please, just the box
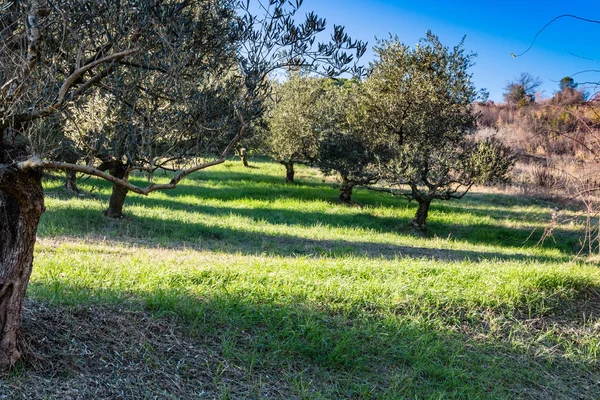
[1,300,290,400]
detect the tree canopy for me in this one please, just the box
[262,74,325,183]
[366,32,513,231]
[503,72,542,105]
[0,0,365,369]
[314,79,381,203]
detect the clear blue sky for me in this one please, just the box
[305,0,600,102]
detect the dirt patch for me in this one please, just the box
[0,300,290,399]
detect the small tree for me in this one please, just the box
[552,76,584,107]
[551,87,585,107]
[263,74,325,183]
[503,72,543,104]
[367,32,514,232]
[314,80,381,203]
[559,76,577,91]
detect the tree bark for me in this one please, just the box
[412,198,431,233]
[64,169,79,193]
[0,163,45,369]
[105,183,128,218]
[338,176,355,204]
[280,161,295,183]
[99,160,129,218]
[240,148,249,168]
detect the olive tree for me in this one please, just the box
[0,0,364,368]
[367,33,514,232]
[315,79,382,203]
[0,0,241,368]
[263,74,326,183]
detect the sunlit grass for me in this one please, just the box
[24,159,600,399]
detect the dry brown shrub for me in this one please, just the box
[530,164,565,189]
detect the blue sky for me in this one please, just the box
[305,1,600,102]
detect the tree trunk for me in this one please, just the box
[104,183,128,218]
[338,176,355,204]
[99,160,128,218]
[240,148,249,168]
[64,169,79,193]
[412,198,431,233]
[280,161,295,183]
[0,164,45,369]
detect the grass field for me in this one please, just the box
[2,159,599,399]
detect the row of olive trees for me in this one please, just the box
[0,0,365,369]
[261,33,514,232]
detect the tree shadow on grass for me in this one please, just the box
[46,164,571,229]
[131,173,570,231]
[41,178,581,259]
[55,167,563,221]
[15,279,600,399]
[39,203,572,263]
[146,176,561,219]
[41,164,583,257]
[149,182,559,224]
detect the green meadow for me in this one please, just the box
[4,160,599,399]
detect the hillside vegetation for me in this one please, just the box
[476,95,600,197]
[2,160,599,399]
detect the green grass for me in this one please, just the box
[17,160,600,398]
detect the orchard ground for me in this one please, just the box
[1,159,599,399]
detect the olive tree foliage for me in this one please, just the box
[3,0,241,218]
[367,33,514,232]
[0,0,239,369]
[315,79,382,203]
[233,0,367,172]
[235,0,367,98]
[262,74,325,182]
[0,0,365,369]
[5,0,368,217]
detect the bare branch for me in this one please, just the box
[57,48,139,106]
[10,48,139,124]
[167,107,249,187]
[512,14,600,58]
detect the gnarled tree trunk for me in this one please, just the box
[412,198,431,233]
[105,183,128,218]
[280,160,295,183]
[338,176,355,204]
[0,151,45,369]
[65,170,79,193]
[99,159,129,218]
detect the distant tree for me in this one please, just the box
[551,87,585,107]
[263,74,325,183]
[314,79,382,203]
[550,76,584,107]
[367,32,514,232]
[503,72,543,104]
[559,76,577,91]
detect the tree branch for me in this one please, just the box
[16,106,249,195]
[512,14,600,58]
[11,48,139,124]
